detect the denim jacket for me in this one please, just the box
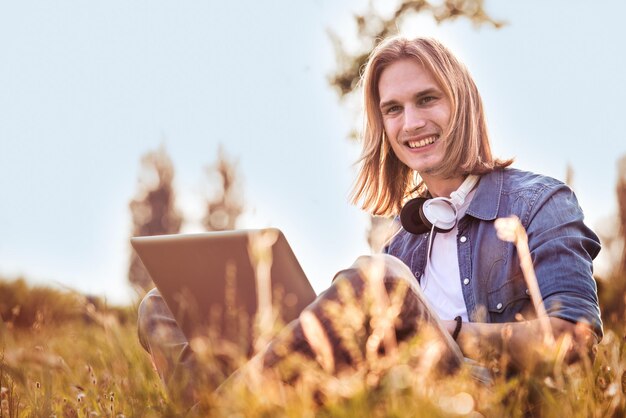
[386,168,603,339]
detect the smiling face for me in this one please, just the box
[378,58,451,178]
[353,37,509,215]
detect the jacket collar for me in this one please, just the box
[465,169,503,221]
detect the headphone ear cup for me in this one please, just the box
[400,197,432,235]
[421,199,456,233]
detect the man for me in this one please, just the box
[351,36,601,366]
[137,36,601,408]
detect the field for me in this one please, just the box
[1,273,625,418]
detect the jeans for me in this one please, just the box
[137,254,466,408]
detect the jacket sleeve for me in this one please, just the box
[523,182,603,340]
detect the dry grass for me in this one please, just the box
[1,231,626,418]
[0,279,625,417]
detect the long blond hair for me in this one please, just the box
[351,36,512,216]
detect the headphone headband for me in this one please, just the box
[450,174,479,208]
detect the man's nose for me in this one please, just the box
[403,107,426,132]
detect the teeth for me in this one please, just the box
[407,135,437,149]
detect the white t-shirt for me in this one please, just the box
[421,189,476,321]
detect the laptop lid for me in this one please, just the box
[131,228,316,350]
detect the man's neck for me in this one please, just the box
[421,173,465,198]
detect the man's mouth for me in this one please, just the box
[405,135,438,149]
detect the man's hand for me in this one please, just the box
[442,317,598,371]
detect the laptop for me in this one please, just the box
[131,228,317,353]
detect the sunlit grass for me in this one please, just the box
[1,280,625,417]
[1,304,171,417]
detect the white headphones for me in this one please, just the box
[400,174,479,235]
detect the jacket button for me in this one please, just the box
[463,278,470,285]
[496,302,503,310]
[525,288,530,295]
[459,236,467,243]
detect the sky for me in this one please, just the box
[1,0,625,305]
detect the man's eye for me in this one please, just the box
[419,96,436,105]
[385,105,401,114]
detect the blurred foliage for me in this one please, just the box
[616,155,626,272]
[597,269,626,334]
[128,144,245,293]
[0,277,133,330]
[328,0,503,102]
[128,146,183,293]
[203,145,244,232]
[0,278,81,329]
[596,155,626,333]
[366,216,398,253]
